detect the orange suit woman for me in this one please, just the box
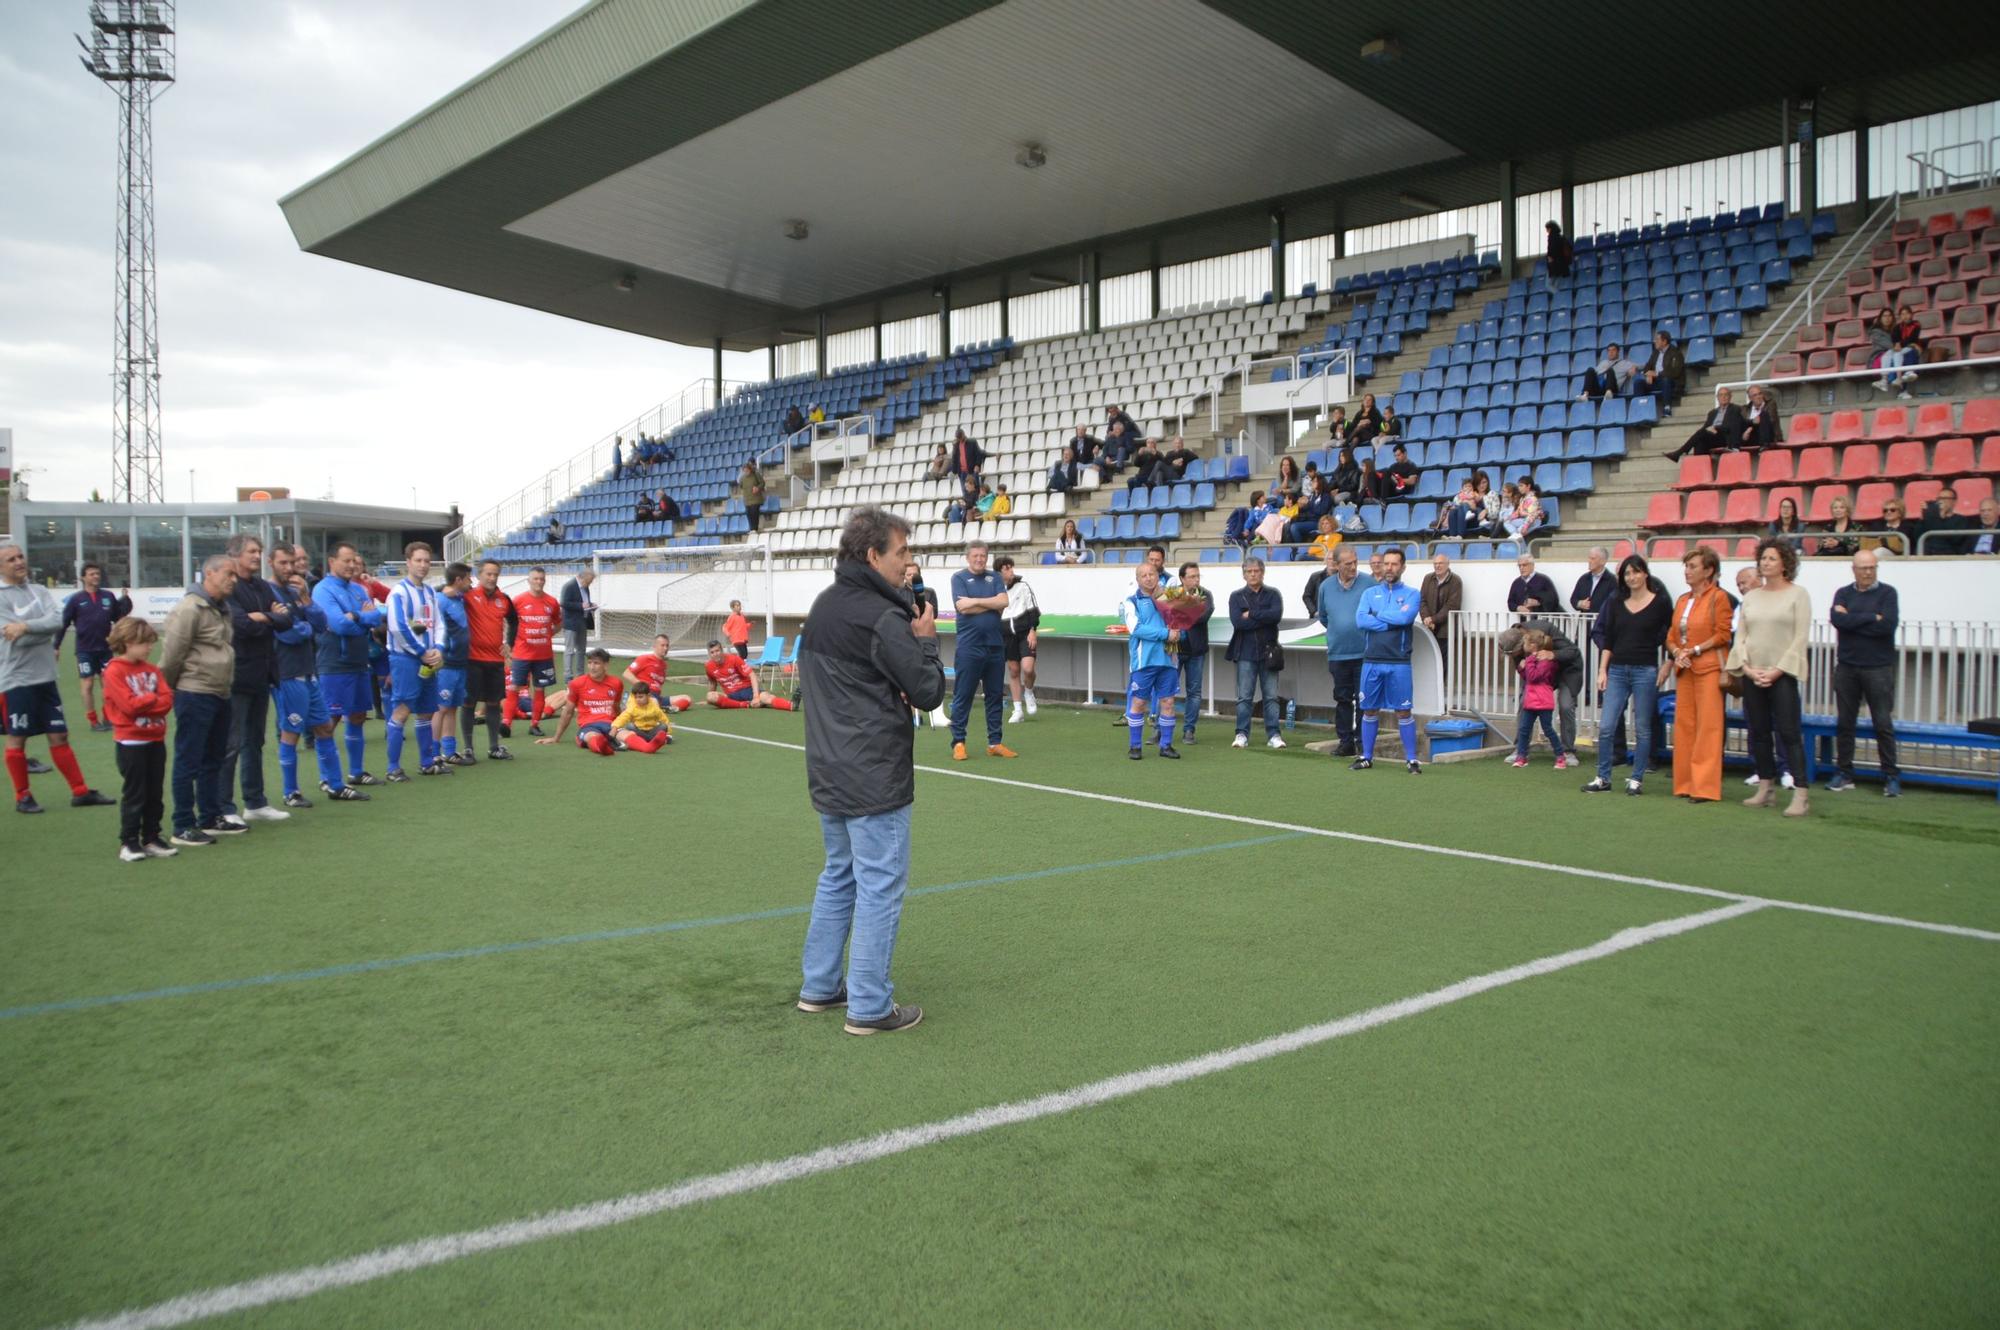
[1665,547,1734,802]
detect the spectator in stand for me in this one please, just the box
[1158,437,1199,484]
[927,444,950,480]
[1307,515,1343,559]
[1228,556,1286,750]
[1581,553,1672,795]
[1739,384,1783,449]
[1489,480,1524,537]
[1104,404,1142,447]
[1579,343,1636,401]
[1921,487,1976,554]
[989,484,1013,518]
[1418,550,1460,687]
[1766,496,1807,548]
[103,616,176,860]
[1570,547,1616,615]
[943,493,969,525]
[1275,456,1303,497]
[1378,403,1402,440]
[546,515,566,544]
[1506,481,1546,540]
[740,460,768,533]
[1324,406,1348,441]
[560,572,596,683]
[947,541,1015,761]
[1666,387,1747,462]
[1313,546,1372,757]
[1729,539,1813,817]
[1665,546,1733,803]
[1070,424,1103,468]
[56,562,132,732]
[1827,549,1900,797]
[159,554,240,843]
[1632,330,1685,403]
[656,491,680,521]
[1283,483,1327,545]
[1440,475,1483,537]
[1545,220,1573,291]
[635,493,656,523]
[1048,445,1083,493]
[1970,497,2000,555]
[948,428,985,481]
[1379,443,1420,500]
[1100,420,1139,473]
[1867,309,1908,394]
[784,405,806,435]
[1054,518,1090,565]
[1346,394,1384,445]
[809,403,826,424]
[1355,456,1385,507]
[1506,552,1559,615]
[611,437,624,481]
[1126,437,1162,490]
[971,483,998,521]
[1172,562,1214,745]
[1475,472,1502,534]
[1818,495,1863,558]
[1328,445,1364,506]
[723,600,752,662]
[1874,497,1919,556]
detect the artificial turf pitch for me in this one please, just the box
[2,652,1997,1328]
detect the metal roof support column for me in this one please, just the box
[814,313,827,381]
[1560,179,1575,244]
[937,284,951,356]
[1499,160,1518,268]
[1853,118,1871,205]
[1268,208,1285,299]
[712,338,723,402]
[873,318,882,365]
[1148,239,1161,318]
[999,274,1010,342]
[1087,251,1101,333]
[1780,99,1793,215]
[767,344,776,382]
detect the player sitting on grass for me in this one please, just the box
[621,633,693,711]
[612,681,673,752]
[703,639,793,710]
[538,647,623,754]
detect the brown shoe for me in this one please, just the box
[951,742,968,761]
[1742,779,1776,808]
[1783,788,1810,818]
[986,744,1017,758]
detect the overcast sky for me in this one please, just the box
[1,0,762,519]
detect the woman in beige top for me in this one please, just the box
[1727,538,1813,817]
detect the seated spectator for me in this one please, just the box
[1666,387,1746,461]
[948,428,985,479]
[1817,495,1863,558]
[1324,405,1347,439]
[1327,444,1364,505]
[1740,384,1782,449]
[1048,445,1083,492]
[944,495,968,525]
[1905,303,1948,368]
[1070,424,1103,467]
[1158,436,1199,483]
[1346,394,1384,445]
[1287,478,1334,543]
[547,516,566,544]
[1100,420,1136,474]
[655,491,680,521]
[1872,497,1919,556]
[808,403,826,424]
[1632,331,1684,402]
[1766,497,1807,548]
[1354,456,1385,505]
[1579,342,1637,400]
[1504,482,1544,540]
[1380,442,1420,498]
[1054,518,1090,564]
[1442,475,1483,536]
[990,484,1013,518]
[1104,404,1142,444]
[1970,498,2000,555]
[1867,309,1907,394]
[972,483,997,521]
[1275,456,1303,495]
[1921,486,1975,554]
[783,405,806,435]
[634,495,655,522]
[1475,471,1501,533]
[928,444,951,480]
[1378,403,1402,439]
[1126,437,1163,490]
[1306,515,1343,559]
[1489,480,1521,536]
[1253,491,1289,551]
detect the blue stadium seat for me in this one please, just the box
[1227,456,1251,481]
[1110,489,1132,513]
[1193,482,1216,509]
[1685,336,1717,367]
[1561,460,1593,493]
[1170,483,1193,510]
[1462,541,1494,559]
[1115,514,1137,541]
[1159,514,1182,541]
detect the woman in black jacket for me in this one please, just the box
[1346,394,1385,445]
[1581,554,1672,795]
[1328,445,1363,505]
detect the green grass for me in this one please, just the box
[3,650,1997,1328]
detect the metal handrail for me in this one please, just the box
[1908,141,1993,199]
[1740,192,1900,385]
[1715,350,2000,394]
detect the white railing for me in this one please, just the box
[1740,191,1899,385]
[1446,610,2000,739]
[1326,233,1475,289]
[444,376,751,563]
[1718,352,2000,399]
[1907,141,1995,199]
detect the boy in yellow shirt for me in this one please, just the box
[612,680,673,752]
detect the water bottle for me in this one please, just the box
[1285,699,1297,730]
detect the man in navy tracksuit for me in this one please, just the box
[269,542,365,806]
[947,542,1014,759]
[56,564,131,732]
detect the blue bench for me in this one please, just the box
[1655,699,2000,798]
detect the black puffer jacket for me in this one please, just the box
[800,561,948,817]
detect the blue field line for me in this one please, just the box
[0,833,1304,1021]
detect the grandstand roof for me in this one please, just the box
[281,0,2000,352]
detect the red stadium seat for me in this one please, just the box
[1772,352,1804,378]
[1879,263,1912,292]
[1807,485,1851,522]
[1713,452,1754,488]
[1958,477,1994,508]
[1915,309,1946,337]
[1825,410,1865,443]
[1917,258,1953,288]
[1613,539,1635,560]
[1829,319,1866,350]
[1756,450,1795,485]
[1732,537,1759,558]
[1836,445,1881,483]
[1933,437,1975,475]
[1904,236,1936,264]
[1961,399,2000,435]
[1902,479,1943,512]
[1868,406,1910,440]
[1911,403,1955,439]
[1892,219,1922,243]
[1806,350,1839,375]
[1972,333,2000,360]
[1819,296,1854,324]
[1929,335,1965,361]
[1973,274,2000,303]
[1932,281,1970,312]
[1649,538,1686,560]
[1764,486,1805,522]
[1682,490,1722,525]
[1841,347,1876,374]
[1979,439,2000,473]
[1942,231,1972,260]
[1950,305,1990,336]
[1787,413,1822,446]
[1843,269,1877,296]
[1642,492,1682,528]
[1794,447,1837,485]
[1961,252,1993,282]
[1965,206,1995,233]
[1882,441,1927,478]
[1795,324,1828,352]
[1982,228,2000,256]
[1870,240,1900,268]
[1927,211,1958,238]
[1722,488,1764,525]
[1856,292,1889,321]
[1853,482,1896,522]
[1673,456,1713,489]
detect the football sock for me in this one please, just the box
[441,734,458,759]
[385,720,405,772]
[502,693,519,725]
[1127,705,1144,749]
[460,702,477,743]
[1398,717,1418,760]
[50,745,89,796]
[714,697,750,709]
[1361,717,1379,760]
[87,710,101,727]
[484,711,503,750]
[584,731,615,755]
[4,749,28,799]
[278,740,300,797]
[532,689,548,725]
[626,732,666,753]
[313,736,343,788]
[668,696,692,711]
[415,720,436,768]
[767,698,794,711]
[1160,726,1175,754]
[345,722,367,779]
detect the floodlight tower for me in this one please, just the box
[78,1,175,504]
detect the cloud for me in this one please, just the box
[0,0,753,517]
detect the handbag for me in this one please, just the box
[1718,670,1743,699]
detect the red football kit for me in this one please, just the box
[705,654,755,695]
[464,586,514,663]
[567,676,623,727]
[511,592,561,661]
[629,652,666,691]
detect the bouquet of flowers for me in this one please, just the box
[1153,585,1210,634]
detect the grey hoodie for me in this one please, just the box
[0,580,64,693]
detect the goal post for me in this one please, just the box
[589,543,774,655]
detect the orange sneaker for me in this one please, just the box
[951,742,968,761]
[986,744,1018,758]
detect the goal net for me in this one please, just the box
[589,544,774,656]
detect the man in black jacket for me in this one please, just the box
[222,532,291,825]
[1227,556,1286,749]
[1569,548,1616,616]
[560,573,596,684]
[947,428,985,480]
[1173,561,1215,745]
[1666,388,1747,461]
[1632,331,1685,404]
[1506,553,1561,616]
[796,507,946,1036]
[1047,446,1083,493]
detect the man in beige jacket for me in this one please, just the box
[159,554,240,846]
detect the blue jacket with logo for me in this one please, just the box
[438,593,471,669]
[1356,581,1422,662]
[1121,587,1173,672]
[272,579,328,681]
[311,575,384,675]
[57,588,132,656]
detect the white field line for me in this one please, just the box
[57,902,1765,1330]
[675,726,2000,945]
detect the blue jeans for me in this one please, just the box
[172,691,231,834]
[1445,502,1480,537]
[224,687,270,814]
[1514,708,1563,759]
[950,644,1006,745]
[1596,664,1657,784]
[800,806,913,1022]
[1233,657,1280,738]
[1179,652,1205,736]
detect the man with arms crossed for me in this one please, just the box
[948,541,1015,760]
[1352,547,1425,774]
[311,542,388,788]
[221,533,292,822]
[269,543,367,806]
[796,507,947,1035]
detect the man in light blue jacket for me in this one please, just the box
[1313,546,1374,758]
[1120,563,1181,761]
